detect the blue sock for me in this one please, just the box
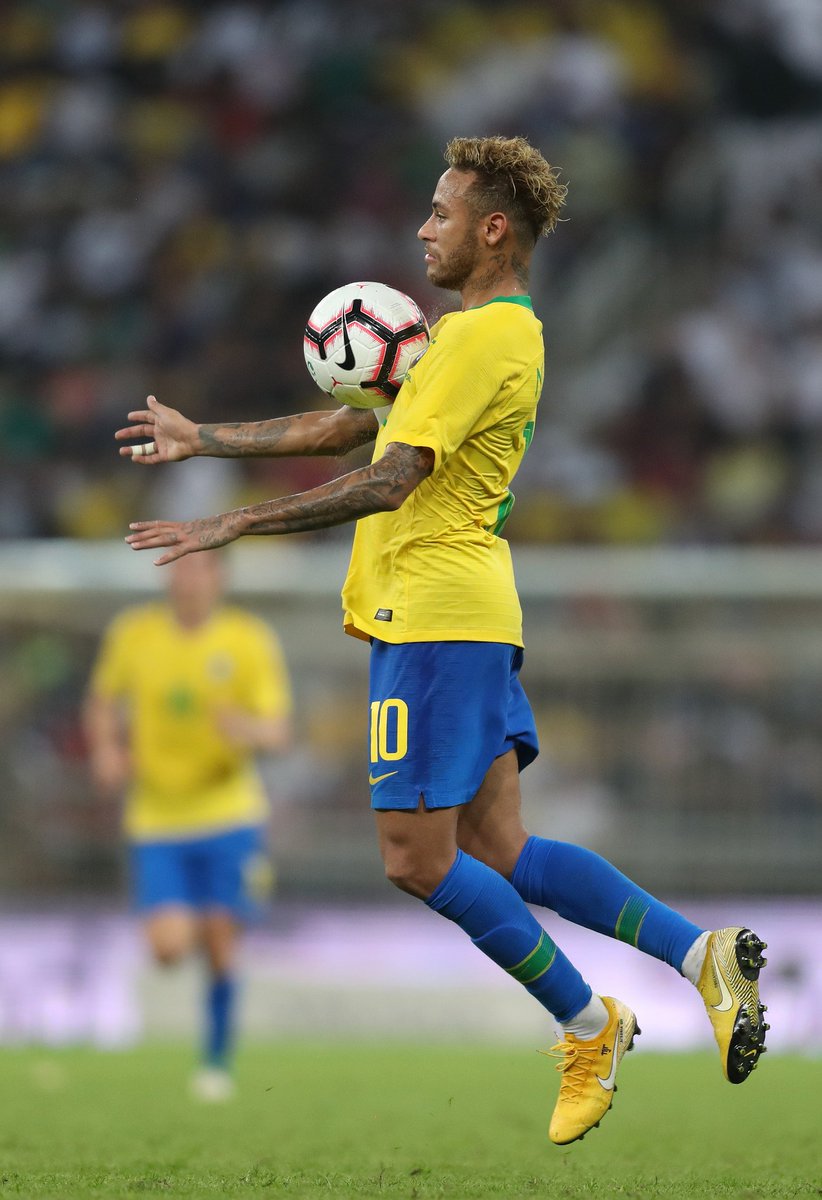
[511,836,704,972]
[205,974,236,1068]
[426,849,591,1024]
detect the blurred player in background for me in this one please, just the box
[84,552,293,1101]
[117,135,767,1142]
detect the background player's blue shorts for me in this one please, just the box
[368,640,539,811]
[130,825,268,921]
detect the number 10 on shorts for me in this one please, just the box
[369,698,408,762]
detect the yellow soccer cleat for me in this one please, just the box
[698,926,769,1084]
[547,996,639,1146]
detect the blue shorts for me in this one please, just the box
[368,640,539,811]
[130,825,270,921]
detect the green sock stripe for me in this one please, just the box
[507,931,557,985]
[615,897,650,947]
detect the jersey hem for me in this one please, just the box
[344,619,523,647]
[126,812,266,843]
[371,787,476,812]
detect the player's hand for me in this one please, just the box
[116,394,199,463]
[89,745,131,797]
[214,708,258,749]
[126,511,242,565]
[215,708,293,753]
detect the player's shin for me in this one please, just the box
[424,850,641,1146]
[426,849,590,1022]
[205,973,236,1068]
[511,836,704,972]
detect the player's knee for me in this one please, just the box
[152,940,187,967]
[154,946,183,968]
[382,843,430,897]
[382,846,452,900]
[146,914,195,966]
[457,827,527,880]
[383,854,424,898]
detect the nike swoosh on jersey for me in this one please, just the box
[710,950,736,1013]
[596,1026,621,1092]
[368,770,399,785]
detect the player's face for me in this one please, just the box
[418,169,483,291]
[168,553,225,624]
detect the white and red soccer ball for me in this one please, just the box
[304,281,429,409]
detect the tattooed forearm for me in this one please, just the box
[196,408,379,459]
[197,414,326,457]
[197,420,290,457]
[125,441,434,562]
[236,442,434,536]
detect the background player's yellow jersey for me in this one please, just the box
[89,604,292,840]
[342,296,543,646]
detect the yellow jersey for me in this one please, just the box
[89,603,292,840]
[342,296,543,646]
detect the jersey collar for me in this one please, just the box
[470,295,534,311]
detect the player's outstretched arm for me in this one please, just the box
[126,440,434,565]
[115,395,200,463]
[116,395,379,463]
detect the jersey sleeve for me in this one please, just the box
[88,610,140,699]
[386,312,514,472]
[239,619,294,719]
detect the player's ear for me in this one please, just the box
[484,211,508,246]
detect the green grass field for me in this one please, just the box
[0,1043,816,1199]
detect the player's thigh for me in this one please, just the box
[375,801,460,897]
[131,839,199,962]
[457,748,529,878]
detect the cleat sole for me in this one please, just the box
[735,929,767,979]
[699,927,768,1086]
[728,929,768,1083]
[727,1000,768,1084]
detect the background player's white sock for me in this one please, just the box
[561,993,610,1041]
[681,930,711,984]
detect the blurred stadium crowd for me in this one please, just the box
[2,1,822,909]
[0,0,821,545]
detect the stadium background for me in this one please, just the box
[0,0,820,1055]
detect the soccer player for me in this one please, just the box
[116,135,768,1143]
[84,551,293,1101]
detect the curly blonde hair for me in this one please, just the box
[444,135,567,243]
